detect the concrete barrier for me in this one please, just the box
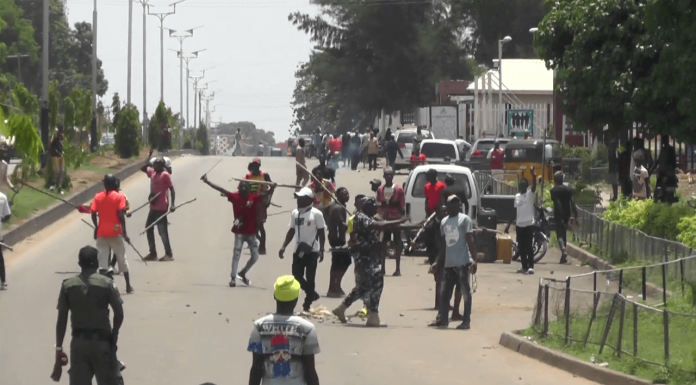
[3,150,199,246]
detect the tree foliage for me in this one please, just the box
[196,122,209,155]
[48,80,59,129]
[114,104,141,158]
[289,0,474,134]
[0,0,39,68]
[147,101,179,151]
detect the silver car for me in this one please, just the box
[392,130,433,170]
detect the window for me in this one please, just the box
[420,143,457,159]
[411,172,472,199]
[396,131,433,144]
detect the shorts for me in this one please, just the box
[382,230,402,242]
[96,236,128,273]
[52,156,65,173]
[607,172,618,185]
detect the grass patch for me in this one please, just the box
[79,163,116,175]
[526,291,696,384]
[2,185,59,226]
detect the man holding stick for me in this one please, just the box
[245,158,275,255]
[327,187,350,297]
[201,175,263,287]
[141,153,176,262]
[91,174,133,294]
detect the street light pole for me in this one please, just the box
[178,50,205,128]
[498,36,512,138]
[136,0,150,126]
[92,0,98,111]
[167,27,200,148]
[127,0,133,104]
[148,1,185,103]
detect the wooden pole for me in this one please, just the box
[295,161,350,214]
[129,192,161,215]
[229,177,300,190]
[140,198,196,235]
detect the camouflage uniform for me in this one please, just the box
[57,271,124,385]
[342,212,384,312]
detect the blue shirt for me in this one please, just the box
[440,213,472,268]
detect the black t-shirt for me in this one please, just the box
[328,202,347,246]
[50,133,64,157]
[550,185,573,221]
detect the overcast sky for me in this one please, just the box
[66,0,317,141]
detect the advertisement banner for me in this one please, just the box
[507,110,534,137]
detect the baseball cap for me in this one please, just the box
[274,275,301,302]
[294,187,314,199]
[447,195,461,203]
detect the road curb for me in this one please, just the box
[4,150,199,247]
[498,331,651,385]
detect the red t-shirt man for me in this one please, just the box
[146,168,173,212]
[489,148,504,170]
[424,180,446,212]
[227,191,262,235]
[91,190,127,238]
[329,137,342,153]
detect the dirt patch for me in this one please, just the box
[70,169,107,188]
[90,155,121,169]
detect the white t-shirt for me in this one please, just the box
[289,207,325,252]
[247,314,320,385]
[0,192,11,237]
[514,191,535,227]
[383,186,394,201]
[633,165,649,199]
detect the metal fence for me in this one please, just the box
[473,170,518,197]
[532,258,696,373]
[571,207,693,264]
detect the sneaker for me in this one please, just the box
[0,282,7,290]
[239,271,250,286]
[229,281,236,287]
[159,255,174,262]
[456,323,471,330]
[49,185,55,191]
[143,253,158,262]
[516,268,527,274]
[428,320,448,328]
[527,268,535,275]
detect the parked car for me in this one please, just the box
[419,139,464,165]
[100,132,115,146]
[392,129,434,170]
[464,137,511,172]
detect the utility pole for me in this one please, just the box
[198,81,215,127]
[167,27,200,148]
[148,1,186,103]
[136,0,150,128]
[189,75,203,129]
[179,50,205,130]
[40,0,49,162]
[127,0,133,104]
[91,0,99,151]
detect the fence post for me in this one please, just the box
[543,284,550,337]
[599,294,620,355]
[663,310,670,362]
[617,297,626,357]
[583,292,600,348]
[633,302,638,357]
[680,258,685,297]
[593,271,597,292]
[564,277,571,344]
[534,283,543,327]
[642,267,647,301]
[662,263,668,307]
[619,269,624,295]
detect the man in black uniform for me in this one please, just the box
[52,246,125,384]
[550,171,577,264]
[327,187,351,297]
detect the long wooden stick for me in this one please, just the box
[200,159,223,180]
[406,212,437,253]
[81,219,147,265]
[20,182,77,207]
[140,198,197,235]
[229,177,300,189]
[129,193,161,215]
[295,162,350,214]
[0,242,14,252]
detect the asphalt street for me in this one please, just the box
[0,155,599,385]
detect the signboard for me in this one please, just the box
[430,106,457,140]
[507,110,534,137]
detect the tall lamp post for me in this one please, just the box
[497,36,512,137]
[167,27,200,148]
[136,0,151,126]
[148,0,186,103]
[178,50,205,130]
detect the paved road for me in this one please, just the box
[0,155,598,385]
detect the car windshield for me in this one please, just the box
[420,143,457,159]
[475,141,507,154]
[411,172,472,199]
[397,131,433,143]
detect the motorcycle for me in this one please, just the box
[507,203,550,264]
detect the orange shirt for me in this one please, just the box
[91,190,127,238]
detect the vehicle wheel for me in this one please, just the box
[533,240,549,263]
[511,242,520,261]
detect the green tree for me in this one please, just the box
[70,87,92,144]
[111,93,121,129]
[114,104,141,158]
[196,122,209,155]
[63,95,75,139]
[147,101,179,151]
[0,0,39,72]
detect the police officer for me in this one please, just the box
[52,246,125,384]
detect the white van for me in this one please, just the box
[419,139,463,164]
[403,164,479,225]
[392,129,434,170]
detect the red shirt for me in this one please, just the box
[419,153,427,164]
[410,154,427,168]
[329,138,342,153]
[424,181,446,211]
[91,190,127,238]
[227,192,262,235]
[146,168,173,212]
[472,149,482,157]
[490,148,504,170]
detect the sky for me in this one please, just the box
[65,0,318,141]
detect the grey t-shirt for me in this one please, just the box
[247,314,320,385]
[440,213,472,268]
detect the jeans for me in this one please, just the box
[438,265,472,326]
[292,252,319,307]
[96,236,129,273]
[146,209,172,255]
[368,154,378,170]
[0,246,5,283]
[231,234,259,281]
[555,219,568,251]
[344,257,384,313]
[517,225,534,270]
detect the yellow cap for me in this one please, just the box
[274,275,301,302]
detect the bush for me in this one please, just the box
[603,195,653,230]
[677,216,696,249]
[603,196,695,241]
[115,105,142,158]
[643,201,693,240]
